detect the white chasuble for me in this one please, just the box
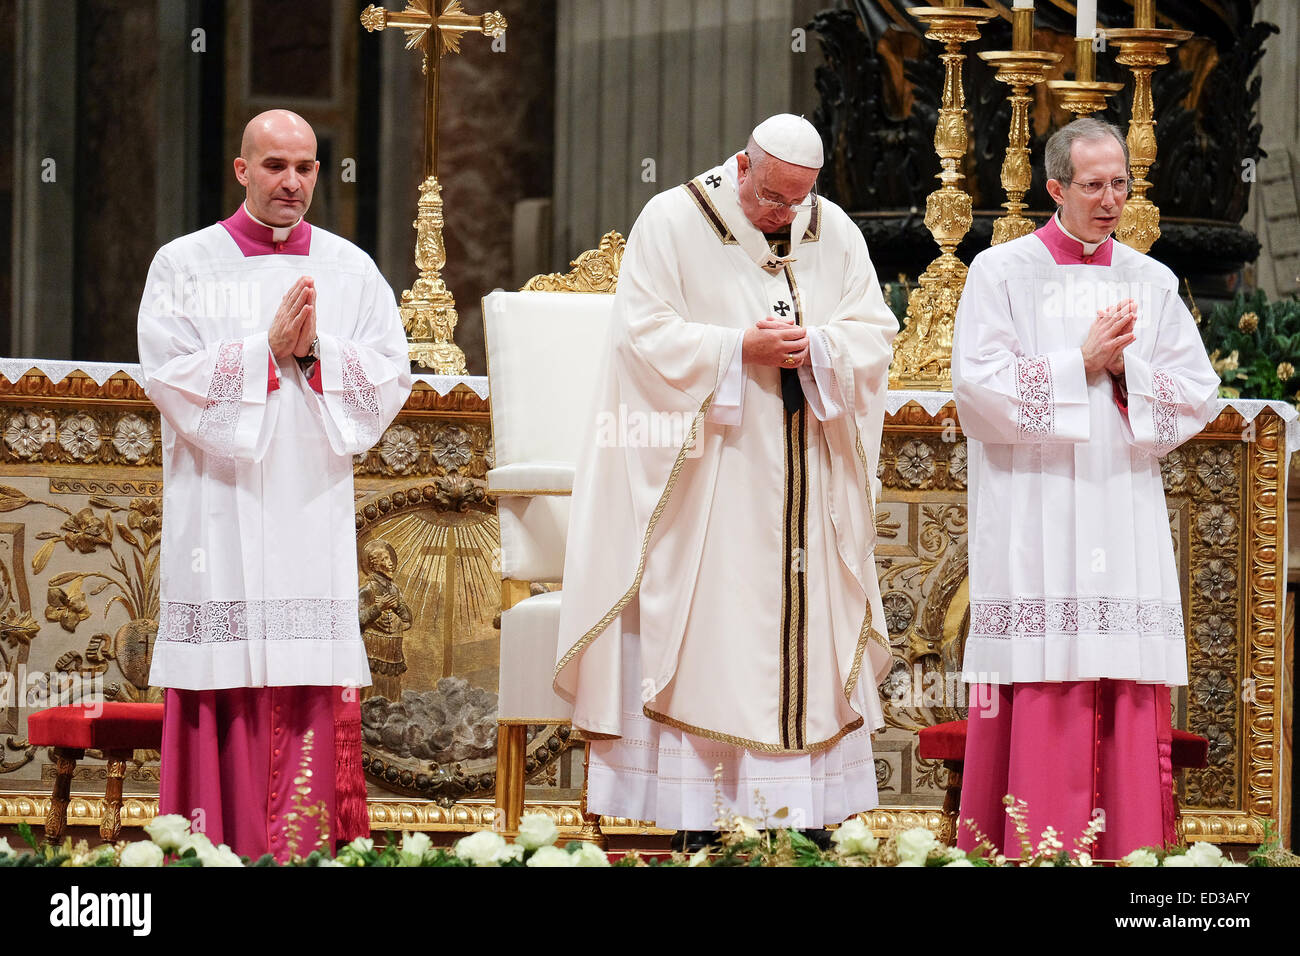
[138,208,412,690]
[953,216,1220,687]
[554,161,897,826]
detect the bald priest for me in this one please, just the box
[555,114,898,834]
[137,110,411,860]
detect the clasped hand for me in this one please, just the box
[743,316,808,367]
[269,276,317,360]
[1082,298,1137,378]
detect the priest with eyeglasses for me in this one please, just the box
[952,117,1219,858]
[554,115,898,842]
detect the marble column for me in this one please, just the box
[11,0,77,360]
[1244,0,1300,298]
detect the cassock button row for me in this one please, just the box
[271,791,278,800]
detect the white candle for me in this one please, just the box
[1013,0,1034,9]
[1076,0,1097,38]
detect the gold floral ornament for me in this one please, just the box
[1238,311,1259,333]
[3,413,55,460]
[112,415,155,463]
[1277,362,1295,383]
[379,425,420,474]
[522,232,625,293]
[431,425,473,472]
[45,582,91,633]
[126,497,162,548]
[58,413,102,461]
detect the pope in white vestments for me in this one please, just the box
[952,119,1219,857]
[137,111,411,860]
[554,115,897,832]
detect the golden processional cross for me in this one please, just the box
[361,1,507,374]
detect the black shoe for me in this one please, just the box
[669,830,721,853]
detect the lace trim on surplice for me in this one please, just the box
[157,598,360,644]
[969,597,1185,639]
[1151,368,1180,450]
[1016,355,1054,439]
[339,344,382,448]
[195,341,245,457]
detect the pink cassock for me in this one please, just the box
[956,680,1176,859]
[152,205,378,862]
[952,214,1207,861]
[160,686,339,861]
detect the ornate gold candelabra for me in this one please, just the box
[1047,37,1124,116]
[977,3,1061,245]
[888,4,992,390]
[362,1,508,374]
[980,51,1062,243]
[1107,15,1192,253]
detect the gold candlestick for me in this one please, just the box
[1106,24,1192,253]
[1048,35,1124,116]
[888,5,992,390]
[980,50,1062,244]
[362,2,508,374]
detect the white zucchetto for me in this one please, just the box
[751,113,824,170]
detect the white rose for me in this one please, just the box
[400,831,433,863]
[178,834,234,868]
[178,832,214,859]
[144,814,191,852]
[201,843,244,868]
[1162,854,1196,867]
[526,845,575,868]
[516,813,560,851]
[317,858,346,867]
[1121,848,1159,867]
[895,827,939,866]
[569,842,611,867]
[943,858,975,867]
[454,830,513,866]
[119,841,165,868]
[1186,841,1225,867]
[502,843,525,863]
[347,837,374,855]
[1075,852,1094,867]
[0,837,13,858]
[831,819,879,856]
[688,847,710,868]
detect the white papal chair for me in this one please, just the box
[484,233,624,838]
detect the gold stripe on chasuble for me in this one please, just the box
[682,181,738,245]
[778,261,808,751]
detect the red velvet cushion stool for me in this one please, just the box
[26,703,164,843]
[917,719,1210,845]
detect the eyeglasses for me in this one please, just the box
[1068,177,1132,197]
[743,153,817,212]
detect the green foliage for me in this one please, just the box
[1197,289,1300,403]
[882,277,910,325]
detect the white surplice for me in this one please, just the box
[138,209,412,691]
[555,157,897,828]
[952,216,1220,687]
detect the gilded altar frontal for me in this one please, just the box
[0,0,1296,885]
